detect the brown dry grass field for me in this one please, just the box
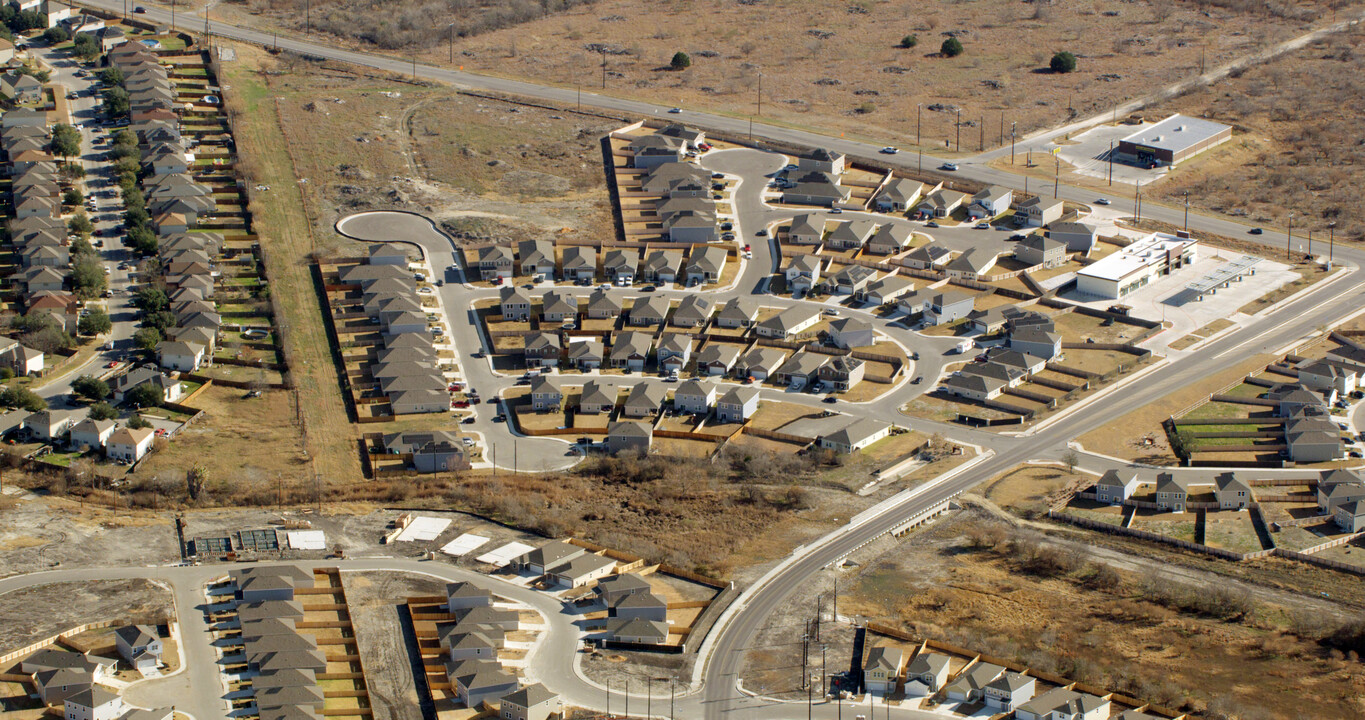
[839,510,1365,720]
[1151,27,1365,241]
[211,0,1338,150]
[0,579,173,655]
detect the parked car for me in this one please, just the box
[974,222,989,229]
[829,208,843,214]
[755,229,768,237]
[925,221,939,228]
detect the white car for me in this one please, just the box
[880,146,899,154]
[941,162,959,171]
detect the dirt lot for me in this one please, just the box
[211,0,1337,148]
[743,505,1365,719]
[1077,353,1274,463]
[0,498,181,578]
[0,579,173,655]
[345,572,447,720]
[1150,27,1365,242]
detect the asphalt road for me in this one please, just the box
[44,7,1365,718]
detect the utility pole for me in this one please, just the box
[1108,140,1114,185]
[1054,153,1060,199]
[577,85,581,113]
[1287,213,1294,260]
[832,579,838,621]
[821,644,828,695]
[1010,122,1016,164]
[1329,221,1336,265]
[647,678,653,720]
[999,112,1004,146]
[305,0,310,35]
[624,678,629,719]
[801,624,810,689]
[1134,183,1140,221]
[412,56,417,79]
[917,148,922,175]
[170,0,176,30]
[815,595,822,641]
[670,678,675,720]
[1308,228,1313,258]
[757,73,763,116]
[601,50,607,89]
[916,104,922,147]
[513,438,518,475]
[979,116,984,152]
[954,107,961,152]
[606,680,611,718]
[448,24,455,64]
[1183,191,1189,230]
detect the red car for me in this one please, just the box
[105,361,119,368]
[452,400,471,408]
[154,428,167,437]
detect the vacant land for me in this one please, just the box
[0,579,173,654]
[213,0,1338,148]
[345,572,446,720]
[1153,27,1365,241]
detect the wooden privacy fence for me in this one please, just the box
[740,426,813,445]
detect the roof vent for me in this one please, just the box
[1152,135,1162,142]
[1175,125,1185,131]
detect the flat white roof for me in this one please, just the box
[1120,114,1230,153]
[1077,233,1196,283]
[440,533,490,557]
[475,541,536,567]
[393,516,452,542]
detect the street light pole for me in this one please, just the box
[954,107,961,152]
[1287,213,1294,261]
[916,103,922,147]
[448,23,455,64]
[1010,121,1016,165]
[757,72,763,116]
[1329,221,1336,265]
[1183,191,1189,231]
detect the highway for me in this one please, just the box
[35,4,1365,718]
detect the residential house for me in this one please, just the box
[902,244,952,270]
[657,123,706,149]
[860,275,915,306]
[107,427,155,463]
[64,687,123,720]
[445,581,493,611]
[1009,328,1062,361]
[684,246,727,285]
[499,287,532,321]
[944,662,1005,703]
[609,332,653,371]
[1268,384,1330,418]
[904,652,952,694]
[671,296,712,328]
[1317,470,1365,513]
[1333,501,1365,533]
[831,265,877,296]
[577,381,616,414]
[523,332,562,368]
[540,291,579,323]
[672,379,716,415]
[114,625,162,674]
[0,70,41,103]
[1094,469,1139,504]
[25,409,73,442]
[606,420,652,455]
[787,214,825,246]
[941,373,1006,401]
[776,352,828,388]
[629,295,669,327]
[865,224,913,255]
[915,188,968,218]
[873,178,923,213]
[441,628,502,662]
[622,383,665,418]
[447,660,518,709]
[546,553,616,588]
[68,418,115,452]
[945,249,999,280]
[756,306,820,339]
[825,220,876,250]
[155,340,205,372]
[602,249,637,284]
[827,317,875,350]
[562,246,597,281]
[967,186,1013,219]
[968,307,1013,335]
[736,347,787,381]
[567,340,606,371]
[0,337,43,376]
[529,377,563,412]
[1017,196,1065,227]
[784,255,822,295]
[714,386,760,423]
[498,684,560,720]
[604,617,668,645]
[862,646,903,695]
[1285,415,1345,462]
[658,196,717,243]
[517,239,555,278]
[715,297,759,328]
[1014,688,1110,720]
[916,290,976,325]
[1048,221,1098,255]
[798,148,846,174]
[1155,473,1191,512]
[0,37,13,64]
[475,245,514,280]
[656,333,693,373]
[696,343,741,376]
[642,249,683,283]
[783,171,851,207]
[1215,472,1253,510]
[1013,235,1067,269]
[627,134,684,169]
[610,591,667,622]
[983,672,1035,712]
[514,540,584,575]
[818,418,891,453]
[595,573,652,606]
[1298,359,1358,396]
[586,290,622,320]
[818,356,866,391]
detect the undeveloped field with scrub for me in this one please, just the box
[214,0,1338,148]
[1154,27,1365,241]
[0,579,173,653]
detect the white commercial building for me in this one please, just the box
[1075,232,1197,299]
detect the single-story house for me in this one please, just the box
[818,418,891,453]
